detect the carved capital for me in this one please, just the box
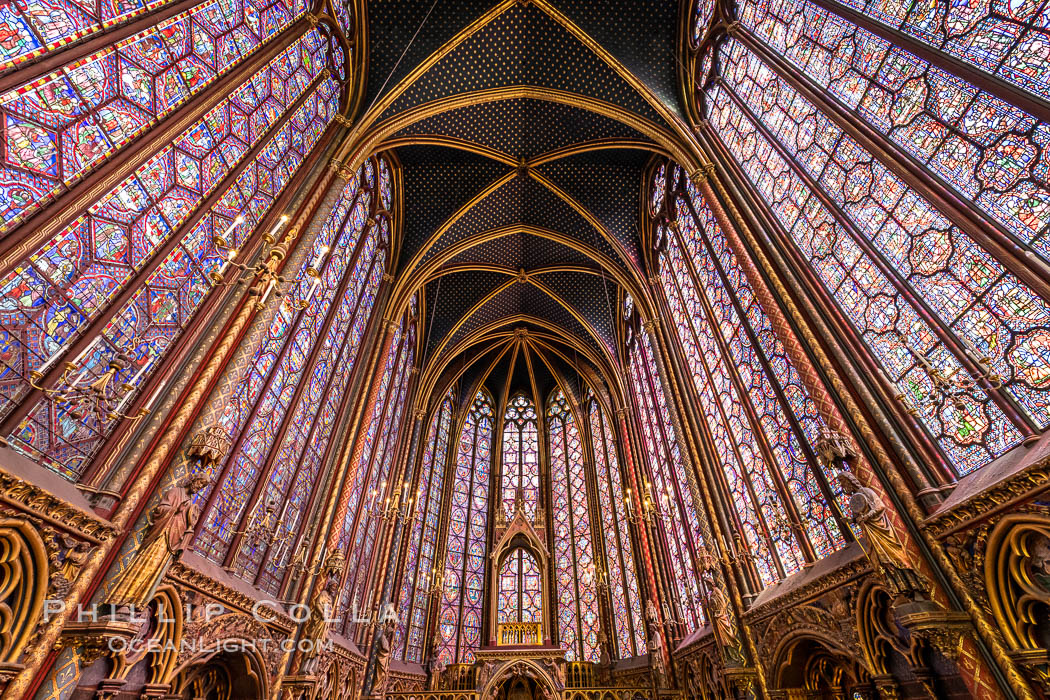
[814,427,856,468]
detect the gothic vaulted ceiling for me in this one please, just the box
[349,0,697,393]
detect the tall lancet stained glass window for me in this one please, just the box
[655,167,848,586]
[587,393,645,657]
[396,391,454,662]
[2,27,340,479]
[497,547,543,626]
[193,157,387,594]
[438,390,493,664]
[626,319,707,629]
[548,389,600,662]
[501,392,539,519]
[701,4,1050,476]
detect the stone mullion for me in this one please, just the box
[676,191,853,540]
[660,260,805,572]
[697,125,951,493]
[362,398,425,696]
[345,330,409,620]
[694,136,1038,700]
[363,366,419,615]
[732,26,1050,310]
[580,401,618,659]
[191,175,362,549]
[625,354,696,625]
[644,288,763,600]
[280,269,392,605]
[717,76,1039,440]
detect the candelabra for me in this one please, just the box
[889,339,1003,428]
[209,215,331,310]
[623,483,657,524]
[29,349,150,425]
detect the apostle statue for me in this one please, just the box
[299,551,343,676]
[835,471,927,602]
[104,471,210,617]
[371,607,398,697]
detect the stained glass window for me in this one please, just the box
[0,7,320,235]
[501,392,539,520]
[587,394,645,658]
[692,0,715,44]
[627,326,707,628]
[548,389,600,662]
[396,391,454,662]
[705,32,1050,475]
[828,0,1050,100]
[193,159,389,595]
[341,317,415,638]
[4,37,338,479]
[657,169,849,586]
[497,547,542,626]
[437,390,493,664]
[0,0,308,72]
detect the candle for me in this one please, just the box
[258,279,276,306]
[310,245,330,271]
[220,215,244,245]
[217,247,238,276]
[129,355,151,386]
[268,214,288,241]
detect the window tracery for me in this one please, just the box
[501,392,539,520]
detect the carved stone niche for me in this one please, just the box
[892,605,971,660]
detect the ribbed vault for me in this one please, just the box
[349,0,699,395]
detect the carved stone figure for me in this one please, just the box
[427,653,445,691]
[835,471,927,602]
[372,615,397,696]
[104,472,210,615]
[300,579,335,676]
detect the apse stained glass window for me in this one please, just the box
[704,30,1050,476]
[587,394,645,657]
[3,41,338,479]
[437,390,493,664]
[548,390,600,662]
[396,392,454,662]
[194,159,386,587]
[497,547,542,625]
[627,327,707,629]
[501,392,539,519]
[658,175,849,583]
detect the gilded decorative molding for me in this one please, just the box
[744,557,870,624]
[0,463,117,544]
[925,455,1050,538]
[167,561,295,631]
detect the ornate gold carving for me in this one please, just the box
[167,561,294,629]
[926,458,1050,537]
[814,428,856,468]
[0,463,117,543]
[0,519,48,667]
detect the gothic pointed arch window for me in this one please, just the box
[625,310,708,628]
[548,388,600,662]
[699,0,1050,477]
[651,167,851,588]
[191,156,391,595]
[586,392,646,658]
[396,389,455,662]
[437,389,494,664]
[0,21,343,480]
[501,392,540,520]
